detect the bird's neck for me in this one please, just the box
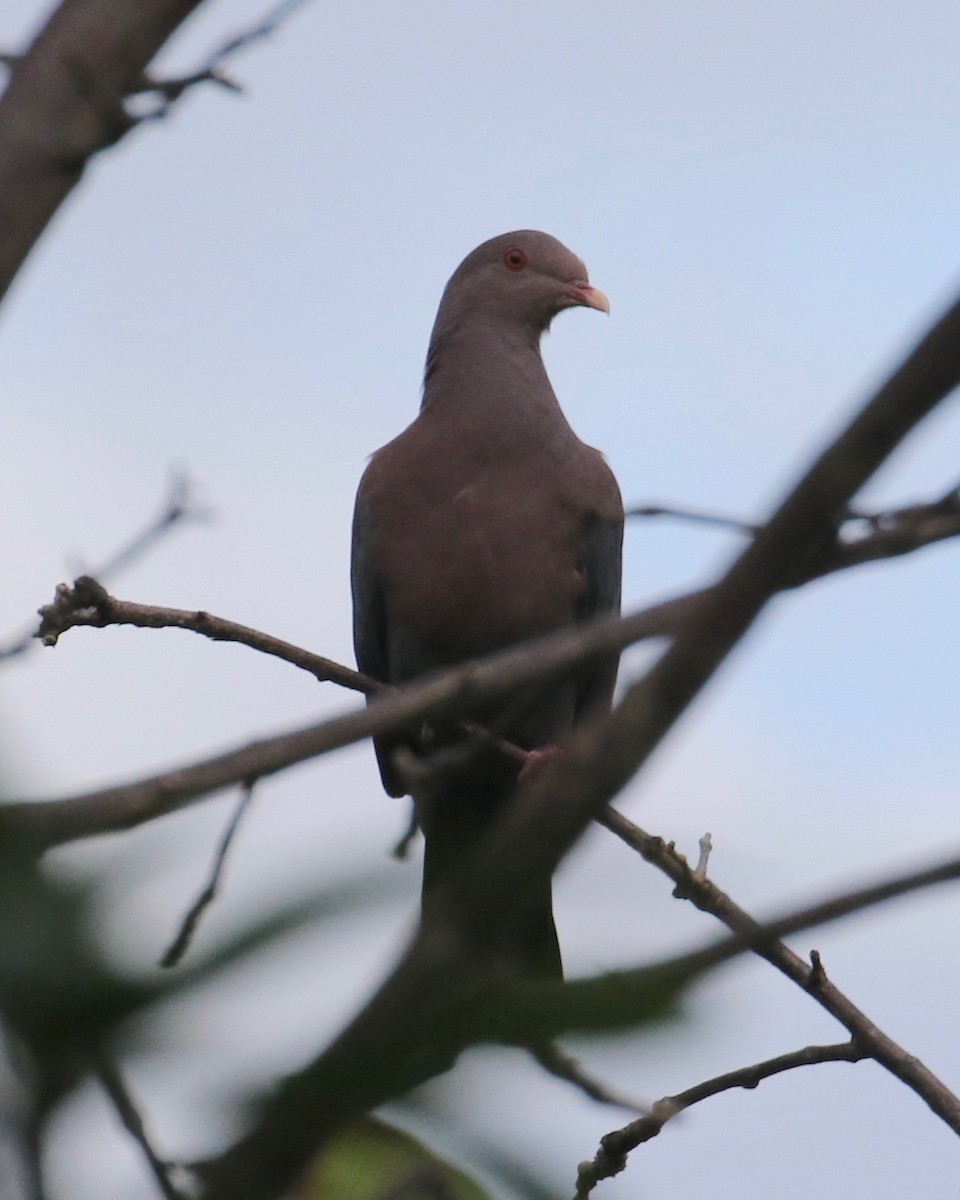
[421,312,566,435]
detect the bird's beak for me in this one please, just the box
[570,281,611,314]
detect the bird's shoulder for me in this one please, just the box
[356,415,621,524]
[555,437,623,526]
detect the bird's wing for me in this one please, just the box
[350,485,390,689]
[574,499,624,719]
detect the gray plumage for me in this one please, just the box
[352,231,623,976]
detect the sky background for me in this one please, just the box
[3,1,960,1196]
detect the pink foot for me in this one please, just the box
[518,744,563,785]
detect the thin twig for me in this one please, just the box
[33,576,372,691]
[161,779,258,968]
[574,1039,865,1196]
[596,806,960,1134]
[0,469,209,663]
[625,503,760,534]
[529,1042,646,1113]
[92,1048,186,1200]
[624,489,960,578]
[76,468,212,581]
[134,0,318,116]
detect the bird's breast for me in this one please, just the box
[375,459,587,669]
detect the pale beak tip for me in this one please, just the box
[578,284,611,315]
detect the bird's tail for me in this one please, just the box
[419,790,562,980]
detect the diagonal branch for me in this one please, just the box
[0,0,207,305]
[0,0,316,307]
[189,803,960,1200]
[160,778,258,968]
[596,806,960,1133]
[91,1048,187,1200]
[574,1039,866,1196]
[529,1042,646,1113]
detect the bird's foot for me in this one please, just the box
[518,744,563,785]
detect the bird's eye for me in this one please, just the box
[503,247,528,271]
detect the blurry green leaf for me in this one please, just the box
[0,831,150,1039]
[171,869,406,989]
[467,968,683,1046]
[288,1115,492,1200]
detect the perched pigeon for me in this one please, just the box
[351,231,623,977]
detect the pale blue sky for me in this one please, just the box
[3,2,960,1197]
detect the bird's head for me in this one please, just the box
[439,230,609,335]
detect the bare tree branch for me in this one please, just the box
[33,575,372,690]
[189,808,960,1200]
[626,482,960,580]
[625,502,761,534]
[0,0,206,304]
[598,807,960,963]
[160,779,257,969]
[130,0,317,117]
[91,1048,186,1200]
[529,1042,646,1113]
[0,591,690,850]
[596,806,960,1133]
[574,1039,866,1197]
[0,0,317,306]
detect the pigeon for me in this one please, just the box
[351,230,623,977]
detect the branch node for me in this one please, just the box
[808,949,827,990]
[693,832,713,880]
[36,575,111,645]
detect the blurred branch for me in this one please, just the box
[575,1039,866,1196]
[625,501,760,534]
[132,0,317,117]
[92,1049,186,1200]
[0,0,206,305]
[529,1042,645,1113]
[0,469,209,664]
[0,0,316,305]
[626,480,960,586]
[160,778,257,968]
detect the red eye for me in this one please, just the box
[503,247,528,271]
